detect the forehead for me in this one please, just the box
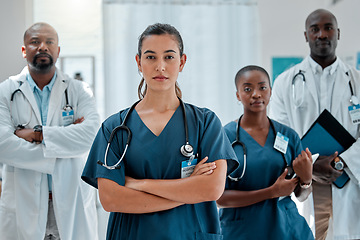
[236,70,270,88]
[141,34,179,53]
[25,25,58,42]
[306,11,337,28]
[239,70,269,83]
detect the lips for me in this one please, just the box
[250,101,264,106]
[34,53,51,61]
[316,40,330,47]
[153,75,168,81]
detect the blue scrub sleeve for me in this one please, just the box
[82,113,126,188]
[199,111,238,175]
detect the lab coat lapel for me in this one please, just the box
[18,78,42,124]
[331,62,350,115]
[302,58,320,114]
[47,71,68,126]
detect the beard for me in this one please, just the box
[29,53,54,73]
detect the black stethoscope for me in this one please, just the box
[228,116,293,181]
[292,69,359,106]
[97,98,194,170]
[346,71,360,105]
[10,81,72,129]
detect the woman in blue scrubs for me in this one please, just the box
[217,65,314,240]
[82,23,238,240]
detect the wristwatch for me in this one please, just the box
[33,125,43,132]
[333,157,344,171]
[300,180,312,189]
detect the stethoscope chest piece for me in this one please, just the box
[350,95,360,106]
[180,143,194,158]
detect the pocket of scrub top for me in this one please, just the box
[220,219,246,239]
[282,198,314,240]
[195,232,223,240]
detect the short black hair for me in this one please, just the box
[234,65,271,89]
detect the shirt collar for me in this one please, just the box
[308,56,339,76]
[26,72,57,92]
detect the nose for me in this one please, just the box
[155,60,165,72]
[252,89,261,98]
[317,29,328,39]
[38,41,49,52]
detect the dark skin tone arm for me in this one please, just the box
[313,152,343,184]
[14,117,84,143]
[293,148,313,201]
[217,169,298,208]
[217,149,313,207]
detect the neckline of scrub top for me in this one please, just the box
[239,124,273,148]
[132,104,182,138]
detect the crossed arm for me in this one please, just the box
[98,158,227,214]
[217,149,313,208]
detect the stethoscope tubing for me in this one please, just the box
[292,69,359,106]
[228,116,289,181]
[10,87,72,129]
[98,97,193,170]
[10,88,33,129]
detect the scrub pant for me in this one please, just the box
[313,182,332,240]
[44,195,60,240]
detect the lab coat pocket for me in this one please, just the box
[195,231,223,240]
[0,168,15,209]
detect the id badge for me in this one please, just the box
[348,104,360,125]
[62,109,74,126]
[181,155,197,178]
[274,132,289,154]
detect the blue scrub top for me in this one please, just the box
[219,119,314,240]
[82,102,238,240]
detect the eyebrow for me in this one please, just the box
[143,49,177,54]
[29,37,56,41]
[309,22,334,28]
[242,81,267,85]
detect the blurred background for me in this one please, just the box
[2,0,360,124]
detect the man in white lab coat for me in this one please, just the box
[0,22,101,239]
[270,9,360,240]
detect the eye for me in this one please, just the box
[260,86,267,90]
[325,26,333,31]
[165,55,175,60]
[310,27,319,33]
[145,55,155,60]
[46,41,54,44]
[30,40,39,44]
[244,87,251,92]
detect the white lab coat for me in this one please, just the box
[269,56,360,240]
[0,67,101,240]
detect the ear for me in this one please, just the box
[21,46,26,59]
[57,46,60,57]
[304,31,308,42]
[236,90,241,102]
[337,28,340,40]
[179,54,187,72]
[135,54,142,72]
